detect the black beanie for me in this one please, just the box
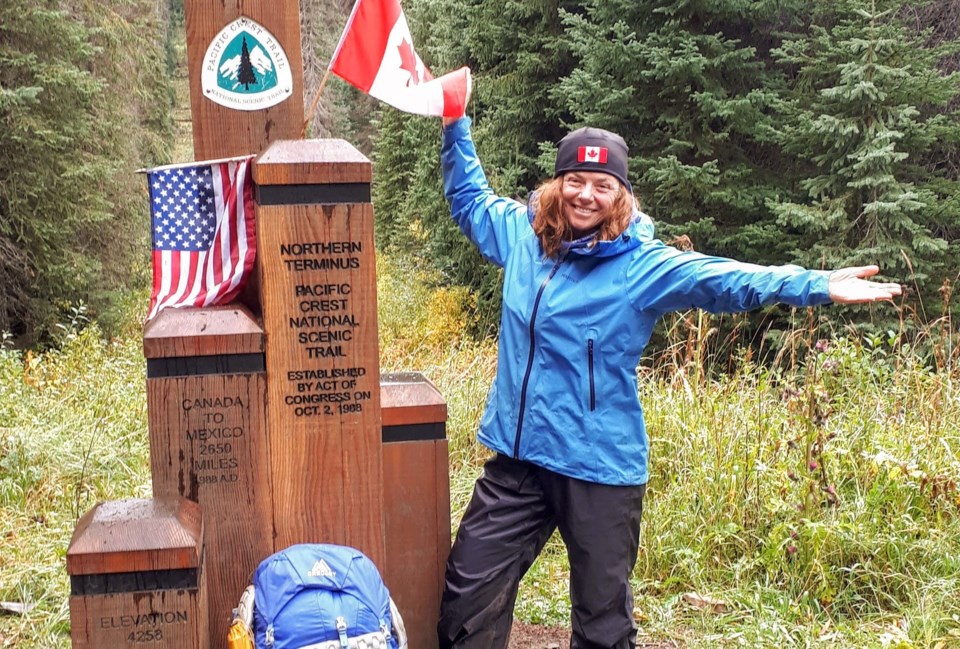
[554,127,631,192]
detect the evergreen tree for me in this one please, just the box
[448,0,579,193]
[301,0,377,150]
[369,0,960,338]
[238,37,258,90]
[0,0,173,342]
[770,0,960,310]
[557,0,801,262]
[371,0,578,330]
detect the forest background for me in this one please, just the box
[2,0,960,647]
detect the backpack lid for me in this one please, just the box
[254,544,390,625]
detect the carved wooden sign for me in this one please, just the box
[143,306,272,649]
[67,498,207,649]
[183,0,305,160]
[254,139,385,567]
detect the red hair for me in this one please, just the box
[531,177,635,259]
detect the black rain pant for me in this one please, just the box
[438,453,647,649]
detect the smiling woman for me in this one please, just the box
[530,126,640,256]
[435,81,901,649]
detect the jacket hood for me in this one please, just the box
[526,191,655,258]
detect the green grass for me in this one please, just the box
[0,317,151,649]
[2,258,959,647]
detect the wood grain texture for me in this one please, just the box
[69,571,207,649]
[380,373,448,427]
[383,439,451,649]
[254,139,372,186]
[143,306,263,359]
[256,189,384,567]
[67,499,202,576]
[183,0,305,160]
[148,372,272,649]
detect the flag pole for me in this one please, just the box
[301,69,333,139]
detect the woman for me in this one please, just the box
[436,104,901,649]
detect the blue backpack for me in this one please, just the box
[251,544,406,649]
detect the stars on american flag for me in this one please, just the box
[150,166,219,252]
[144,155,255,320]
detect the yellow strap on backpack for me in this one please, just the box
[227,621,253,649]
[226,585,256,649]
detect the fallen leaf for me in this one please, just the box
[681,592,729,614]
[0,601,34,615]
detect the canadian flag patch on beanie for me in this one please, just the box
[555,126,631,192]
[578,146,608,164]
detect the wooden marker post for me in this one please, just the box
[254,140,385,567]
[183,0,305,160]
[67,498,207,649]
[144,306,272,649]
[380,372,451,649]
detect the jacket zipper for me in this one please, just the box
[588,338,596,411]
[513,257,564,458]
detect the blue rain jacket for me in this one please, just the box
[441,118,831,486]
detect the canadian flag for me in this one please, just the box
[329,0,470,117]
[578,146,608,164]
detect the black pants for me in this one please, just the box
[438,454,646,649]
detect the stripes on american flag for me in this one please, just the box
[146,156,256,320]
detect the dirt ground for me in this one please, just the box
[509,622,677,648]
[508,621,571,648]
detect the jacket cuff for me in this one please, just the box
[811,270,833,304]
[442,116,472,143]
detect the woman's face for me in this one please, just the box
[561,171,621,238]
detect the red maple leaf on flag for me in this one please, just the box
[398,39,420,86]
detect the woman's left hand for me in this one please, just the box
[442,69,472,127]
[828,265,902,304]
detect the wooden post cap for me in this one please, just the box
[380,373,447,428]
[67,498,203,576]
[253,139,372,186]
[143,305,263,359]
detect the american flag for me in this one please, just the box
[146,156,256,320]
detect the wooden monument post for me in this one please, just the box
[148,5,306,644]
[138,3,449,648]
[253,140,385,567]
[67,498,207,649]
[144,306,272,649]
[381,372,451,649]
[182,0,305,160]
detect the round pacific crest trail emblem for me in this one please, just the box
[201,16,293,111]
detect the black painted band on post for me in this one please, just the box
[146,353,265,378]
[70,569,199,595]
[382,422,446,444]
[256,183,371,206]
